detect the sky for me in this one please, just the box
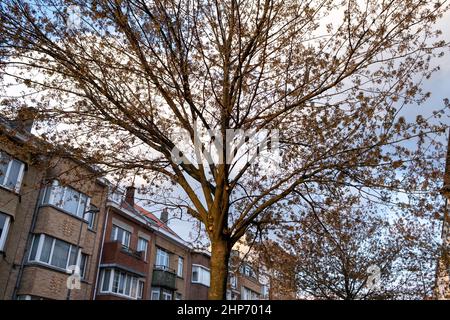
[166,9,450,242]
[1,3,450,244]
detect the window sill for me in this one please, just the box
[39,204,96,232]
[26,261,88,282]
[191,282,210,288]
[0,184,20,195]
[97,291,140,300]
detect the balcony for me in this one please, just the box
[152,265,177,290]
[101,241,147,275]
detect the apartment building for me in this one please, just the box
[0,111,108,300]
[95,186,191,300]
[188,249,211,300]
[227,250,263,300]
[0,109,267,301]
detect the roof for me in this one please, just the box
[119,201,183,240]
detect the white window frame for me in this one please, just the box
[99,268,144,300]
[162,292,172,300]
[151,289,160,300]
[156,248,170,270]
[262,284,269,298]
[137,237,148,261]
[230,274,237,289]
[137,280,144,299]
[192,264,210,287]
[0,152,25,193]
[111,224,131,248]
[177,256,184,277]
[242,286,260,300]
[28,234,86,277]
[42,180,91,221]
[0,213,11,252]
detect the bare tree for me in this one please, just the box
[260,193,442,300]
[0,0,449,298]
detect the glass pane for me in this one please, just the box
[63,188,80,215]
[131,278,138,298]
[192,267,199,282]
[138,282,144,299]
[156,249,168,268]
[112,271,119,293]
[86,211,95,229]
[5,160,22,190]
[0,153,11,186]
[138,238,147,251]
[102,269,111,292]
[51,239,70,269]
[0,213,6,239]
[77,195,87,218]
[68,246,78,267]
[178,257,183,277]
[111,226,117,241]
[40,236,53,263]
[125,275,131,296]
[80,254,87,279]
[123,231,130,247]
[118,272,125,294]
[29,235,39,261]
[151,290,159,300]
[116,228,123,243]
[50,185,65,207]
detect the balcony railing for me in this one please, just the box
[152,265,177,290]
[120,245,143,260]
[101,241,147,274]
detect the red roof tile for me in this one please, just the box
[133,204,180,238]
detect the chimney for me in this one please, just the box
[13,107,37,133]
[160,208,169,224]
[125,186,135,207]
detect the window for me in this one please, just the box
[42,181,91,221]
[177,256,184,277]
[79,253,88,279]
[0,152,25,192]
[261,285,269,299]
[85,207,97,230]
[0,213,11,252]
[243,265,255,278]
[192,265,210,287]
[175,292,182,300]
[151,289,160,300]
[101,269,111,292]
[111,225,131,248]
[28,234,87,277]
[230,274,237,289]
[16,295,44,300]
[99,268,144,300]
[137,280,144,299]
[242,287,259,300]
[155,248,170,270]
[162,292,172,300]
[137,237,148,260]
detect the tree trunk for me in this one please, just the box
[208,237,231,300]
